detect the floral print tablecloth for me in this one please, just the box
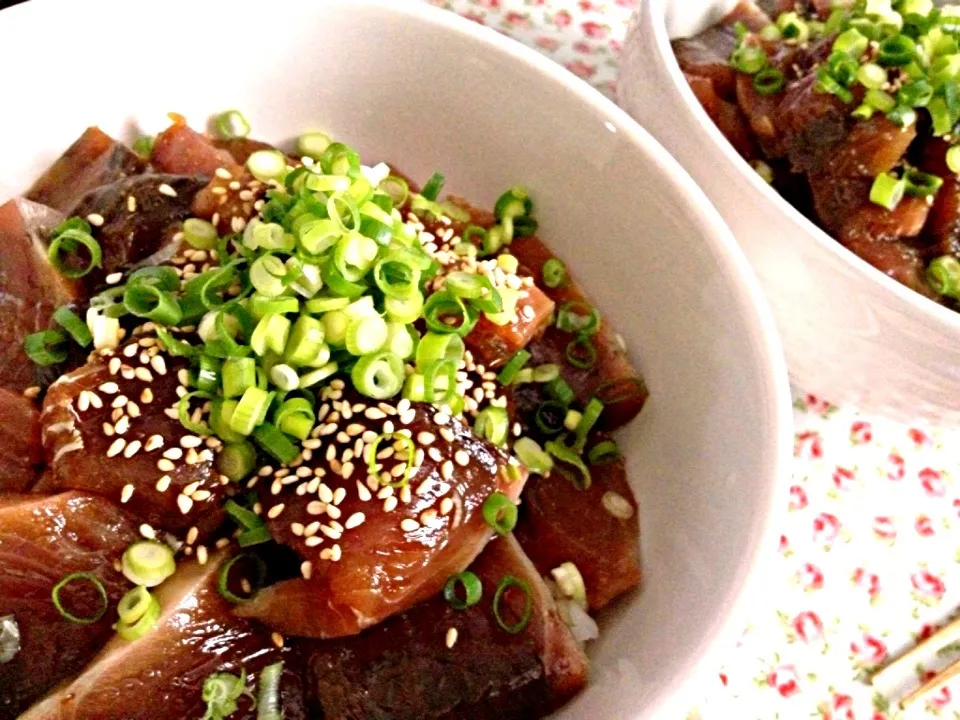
[428,0,960,718]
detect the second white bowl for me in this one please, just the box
[621,0,960,423]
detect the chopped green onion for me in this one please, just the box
[222,357,256,398]
[251,313,291,356]
[928,255,960,299]
[247,149,287,182]
[513,436,554,474]
[51,572,108,625]
[351,350,404,400]
[856,63,888,89]
[183,218,218,250]
[384,321,416,360]
[542,257,567,288]
[24,329,69,366]
[948,145,960,173]
[53,306,92,347]
[878,34,916,66]
[368,431,416,488]
[565,336,597,369]
[551,562,588,610]
[257,662,284,720]
[753,67,785,95]
[588,440,622,464]
[179,390,214,436]
[123,284,182,325]
[474,406,509,446]
[215,109,251,139]
[379,175,409,206]
[275,397,315,439]
[545,377,575,406]
[48,227,102,279]
[815,68,854,104]
[416,332,464,371]
[297,131,332,159]
[423,290,478,337]
[730,44,767,74]
[421,172,446,201]
[545,439,592,490]
[253,422,299,464]
[116,587,161,641]
[556,301,599,335]
[904,168,944,198]
[870,172,907,210]
[229,387,270,435]
[443,571,483,610]
[218,553,267,603]
[0,615,19,664]
[122,541,176,587]
[345,314,388,356]
[572,397,604,453]
[534,401,567,436]
[898,78,934,107]
[492,575,533,634]
[132,135,154,158]
[482,491,518,535]
[834,27,869,57]
[216,441,258,482]
[201,668,252,720]
[777,11,809,42]
[298,362,338,388]
[497,350,531,385]
[268,363,300,391]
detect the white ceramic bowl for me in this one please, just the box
[0,0,792,717]
[621,0,960,423]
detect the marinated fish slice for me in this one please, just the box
[735,71,787,158]
[39,338,225,537]
[915,138,960,259]
[809,174,931,243]
[212,137,277,165]
[67,173,208,282]
[151,120,244,178]
[507,235,647,430]
[514,444,640,610]
[0,491,136,719]
[0,389,42,492]
[467,284,555,368]
[0,198,79,392]
[20,552,306,720]
[689,74,760,160]
[776,73,855,176]
[25,127,144,213]
[303,534,588,720]
[844,236,939,299]
[237,394,527,638]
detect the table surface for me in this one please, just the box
[428,1,960,718]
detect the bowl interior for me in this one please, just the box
[0,0,790,717]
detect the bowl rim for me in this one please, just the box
[2,0,795,715]
[638,0,960,335]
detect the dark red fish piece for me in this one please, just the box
[0,389,42,492]
[20,552,306,720]
[844,236,939,299]
[514,444,640,610]
[25,127,144,213]
[508,235,647,430]
[809,174,930,243]
[237,392,527,638]
[821,115,917,179]
[914,138,960,259]
[151,121,244,178]
[67,174,207,283]
[191,170,267,236]
[39,333,226,538]
[212,137,277,165]
[777,73,856,176]
[0,198,80,392]
[302,534,588,720]
[467,284,555,368]
[735,72,786,158]
[0,492,136,720]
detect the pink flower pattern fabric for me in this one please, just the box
[430,1,960,718]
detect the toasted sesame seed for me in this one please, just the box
[144,435,164,452]
[435,412,450,425]
[383,496,398,512]
[445,627,458,649]
[326,505,342,520]
[163,447,183,461]
[123,440,142,458]
[192,489,212,502]
[156,475,172,492]
[307,501,325,516]
[87,213,105,227]
[301,561,313,579]
[106,438,126,457]
[180,435,203,449]
[442,461,454,480]
[364,407,386,420]
[440,497,454,515]
[126,195,137,212]
[177,494,194,514]
[420,509,438,525]
[139,523,156,540]
[320,525,341,540]
[267,503,285,519]
[455,450,469,467]
[186,527,199,545]
[102,422,115,437]
[157,458,176,472]
[440,428,455,443]
[120,484,134,503]
[356,481,372,502]
[400,518,420,532]
[319,547,333,560]
[318,484,334,503]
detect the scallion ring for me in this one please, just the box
[47,228,102,279]
[121,541,176,587]
[565,336,597,369]
[492,575,533,634]
[482,491,518,535]
[178,390,214,436]
[588,440,622,465]
[24,329,69,366]
[351,350,404,400]
[443,571,483,610]
[51,572,108,625]
[217,553,268,604]
[541,257,567,288]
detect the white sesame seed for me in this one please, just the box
[602,491,635,520]
[435,412,450,425]
[197,545,208,565]
[446,627,458,649]
[440,497,454,515]
[344,512,365,529]
[120,484,134,503]
[455,450,469,467]
[307,501,325,515]
[163,447,183,460]
[442,461,454,480]
[333,487,347,505]
[114,416,130,435]
[192,489,212,502]
[400,485,412,504]
[149,355,167,375]
[180,435,203,449]
[156,475,172,492]
[440,428,455,443]
[111,395,129,409]
[320,525,341,540]
[383,496,398,512]
[356,481,372,502]
[318,484,334,503]
[158,183,178,197]
[127,195,137,212]
[177,494,194,514]
[139,523,156,540]
[326,504,342,520]
[186,527,199,545]
[86,213,105,227]
[106,438,126,457]
[301,561,313,579]
[215,167,233,180]
[400,518,420,532]
[420,509,438,525]
[158,458,175,472]
[267,503,285,519]
[127,402,141,418]
[123,440,142,458]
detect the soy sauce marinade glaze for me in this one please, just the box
[0,110,646,719]
[676,0,960,307]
